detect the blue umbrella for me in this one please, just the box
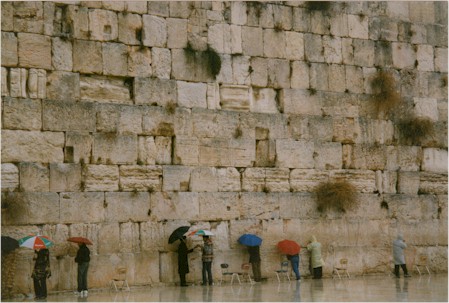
[238,234,262,247]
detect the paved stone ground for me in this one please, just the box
[6,274,448,302]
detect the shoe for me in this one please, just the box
[181,284,188,287]
[83,290,88,296]
[296,277,301,280]
[404,274,411,278]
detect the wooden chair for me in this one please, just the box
[109,267,130,291]
[332,258,350,279]
[274,261,290,283]
[414,255,431,275]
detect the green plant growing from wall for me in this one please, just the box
[314,180,357,213]
[370,70,402,115]
[398,117,434,146]
[305,1,332,12]
[183,43,222,79]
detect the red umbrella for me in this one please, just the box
[277,239,301,255]
[67,237,93,245]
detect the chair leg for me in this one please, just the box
[276,272,281,283]
[425,266,430,275]
[286,272,290,281]
[337,270,341,279]
[415,265,422,275]
[236,274,241,285]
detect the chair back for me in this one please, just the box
[221,263,229,273]
[281,261,289,269]
[418,255,428,265]
[241,263,251,271]
[339,258,348,268]
[117,267,127,280]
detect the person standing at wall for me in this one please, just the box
[248,245,262,282]
[178,236,195,287]
[75,243,90,297]
[199,236,214,286]
[287,252,301,280]
[307,235,324,279]
[32,249,51,301]
[393,234,411,278]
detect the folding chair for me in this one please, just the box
[240,263,255,284]
[414,255,431,275]
[275,261,290,282]
[332,258,350,279]
[109,267,130,291]
[220,263,241,285]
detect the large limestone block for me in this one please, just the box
[419,172,448,195]
[138,136,156,165]
[330,13,348,37]
[353,39,375,67]
[128,47,152,77]
[231,1,247,25]
[191,109,239,139]
[265,168,290,192]
[308,116,334,142]
[119,165,162,192]
[2,67,8,96]
[344,144,386,170]
[25,68,45,98]
[208,23,231,54]
[345,65,364,93]
[103,42,128,76]
[13,2,44,33]
[19,162,49,192]
[73,40,103,74]
[242,26,263,56]
[323,36,342,64]
[328,64,346,93]
[330,169,377,193]
[304,33,324,63]
[2,32,18,67]
[1,164,19,192]
[51,37,72,71]
[190,167,218,192]
[97,223,120,254]
[9,68,27,98]
[232,55,251,86]
[378,170,397,194]
[310,9,329,35]
[142,15,167,47]
[2,97,42,131]
[217,167,241,192]
[229,138,255,167]
[49,163,81,192]
[279,192,319,220]
[219,84,250,111]
[154,137,171,165]
[347,14,368,39]
[314,142,343,170]
[134,77,176,106]
[173,136,199,166]
[422,148,448,173]
[239,193,279,220]
[280,89,322,115]
[83,165,119,191]
[1,2,13,31]
[333,117,362,144]
[291,61,309,89]
[409,2,436,23]
[292,7,310,32]
[46,71,80,101]
[105,192,150,223]
[165,18,187,50]
[116,105,144,134]
[369,17,398,42]
[346,193,385,220]
[1,130,64,163]
[80,75,131,104]
[251,88,278,114]
[250,57,268,87]
[162,165,191,192]
[119,222,140,254]
[276,139,314,169]
[413,98,438,121]
[434,47,448,73]
[198,192,240,221]
[95,103,120,133]
[152,47,171,79]
[229,219,263,249]
[118,12,142,45]
[133,251,160,285]
[60,192,105,223]
[92,133,137,165]
[359,119,394,145]
[310,63,329,91]
[263,29,285,59]
[65,5,90,39]
[397,171,420,195]
[267,59,290,88]
[140,221,165,252]
[386,2,409,21]
[43,99,95,132]
[392,42,416,69]
[17,33,51,69]
[89,9,118,41]
[171,49,213,83]
[290,169,329,192]
[255,139,276,167]
[198,137,231,167]
[385,194,435,221]
[177,81,207,109]
[416,45,434,72]
[242,168,265,192]
[386,146,422,172]
[1,192,59,225]
[151,192,199,220]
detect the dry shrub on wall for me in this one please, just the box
[398,117,435,146]
[305,1,332,12]
[314,180,358,213]
[370,70,402,115]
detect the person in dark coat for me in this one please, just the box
[32,249,51,300]
[248,245,262,282]
[178,236,194,286]
[75,243,90,297]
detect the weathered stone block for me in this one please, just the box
[386,2,409,20]
[171,49,213,83]
[103,43,128,76]
[250,57,268,87]
[28,68,46,99]
[1,164,19,192]
[229,138,256,167]
[217,167,241,192]
[310,63,329,91]
[330,169,377,193]
[251,88,278,114]
[134,77,176,106]
[348,14,369,39]
[97,223,120,254]
[345,65,364,93]
[168,2,190,18]
[290,61,309,89]
[177,81,207,109]
[1,2,13,31]
[392,42,416,69]
[330,13,348,37]
[162,166,191,192]
[292,7,310,32]
[66,5,90,39]
[232,55,251,85]
[290,169,329,192]
[13,2,44,34]
[422,148,448,173]
[80,75,132,104]
[386,146,421,172]
[119,222,140,254]
[304,33,324,62]
[434,47,448,73]
[73,40,103,74]
[1,130,64,163]
[124,1,147,14]
[369,17,398,42]
[119,165,162,192]
[333,117,362,144]
[267,59,290,89]
[9,68,26,98]
[198,192,239,221]
[167,18,187,49]
[46,71,80,101]
[105,192,151,222]
[328,64,346,93]
[152,47,171,79]
[242,168,265,192]
[43,100,95,132]
[137,136,156,165]
[140,221,164,252]
[323,36,342,64]
[280,89,322,115]
[2,97,42,131]
[60,192,105,223]
[49,163,81,192]
[265,168,290,192]
[263,29,285,59]
[89,9,118,41]
[151,192,199,220]
[128,47,152,77]
[142,15,167,47]
[219,84,250,111]
[2,32,18,67]
[66,132,93,164]
[413,98,438,121]
[276,139,314,169]
[242,26,263,56]
[83,165,119,192]
[19,162,49,192]
[344,144,386,170]
[230,1,247,25]
[18,33,51,69]
[92,133,137,165]
[190,167,218,192]
[409,2,436,23]
[314,142,343,170]
[419,172,448,195]
[353,39,375,67]
[118,12,142,45]
[1,67,8,96]
[416,45,434,72]
[397,171,420,195]
[239,193,279,219]
[117,105,144,134]
[51,37,72,71]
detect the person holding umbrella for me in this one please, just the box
[31,249,51,300]
[75,242,91,297]
[248,245,262,282]
[199,235,214,286]
[277,239,301,280]
[178,236,195,287]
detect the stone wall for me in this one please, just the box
[1,1,447,295]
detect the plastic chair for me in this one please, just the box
[109,267,130,291]
[332,258,350,279]
[414,255,431,275]
[240,263,255,284]
[220,263,241,285]
[275,261,290,282]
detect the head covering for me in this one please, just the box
[310,235,317,243]
[396,234,403,241]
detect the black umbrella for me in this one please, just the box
[168,226,190,244]
[1,236,19,254]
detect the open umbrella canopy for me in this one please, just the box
[67,237,93,245]
[238,234,262,247]
[277,239,301,255]
[168,226,190,244]
[186,229,214,237]
[1,236,19,253]
[18,235,54,249]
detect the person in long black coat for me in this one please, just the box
[248,245,262,282]
[32,249,51,300]
[177,236,195,286]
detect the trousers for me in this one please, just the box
[202,262,213,285]
[77,262,89,292]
